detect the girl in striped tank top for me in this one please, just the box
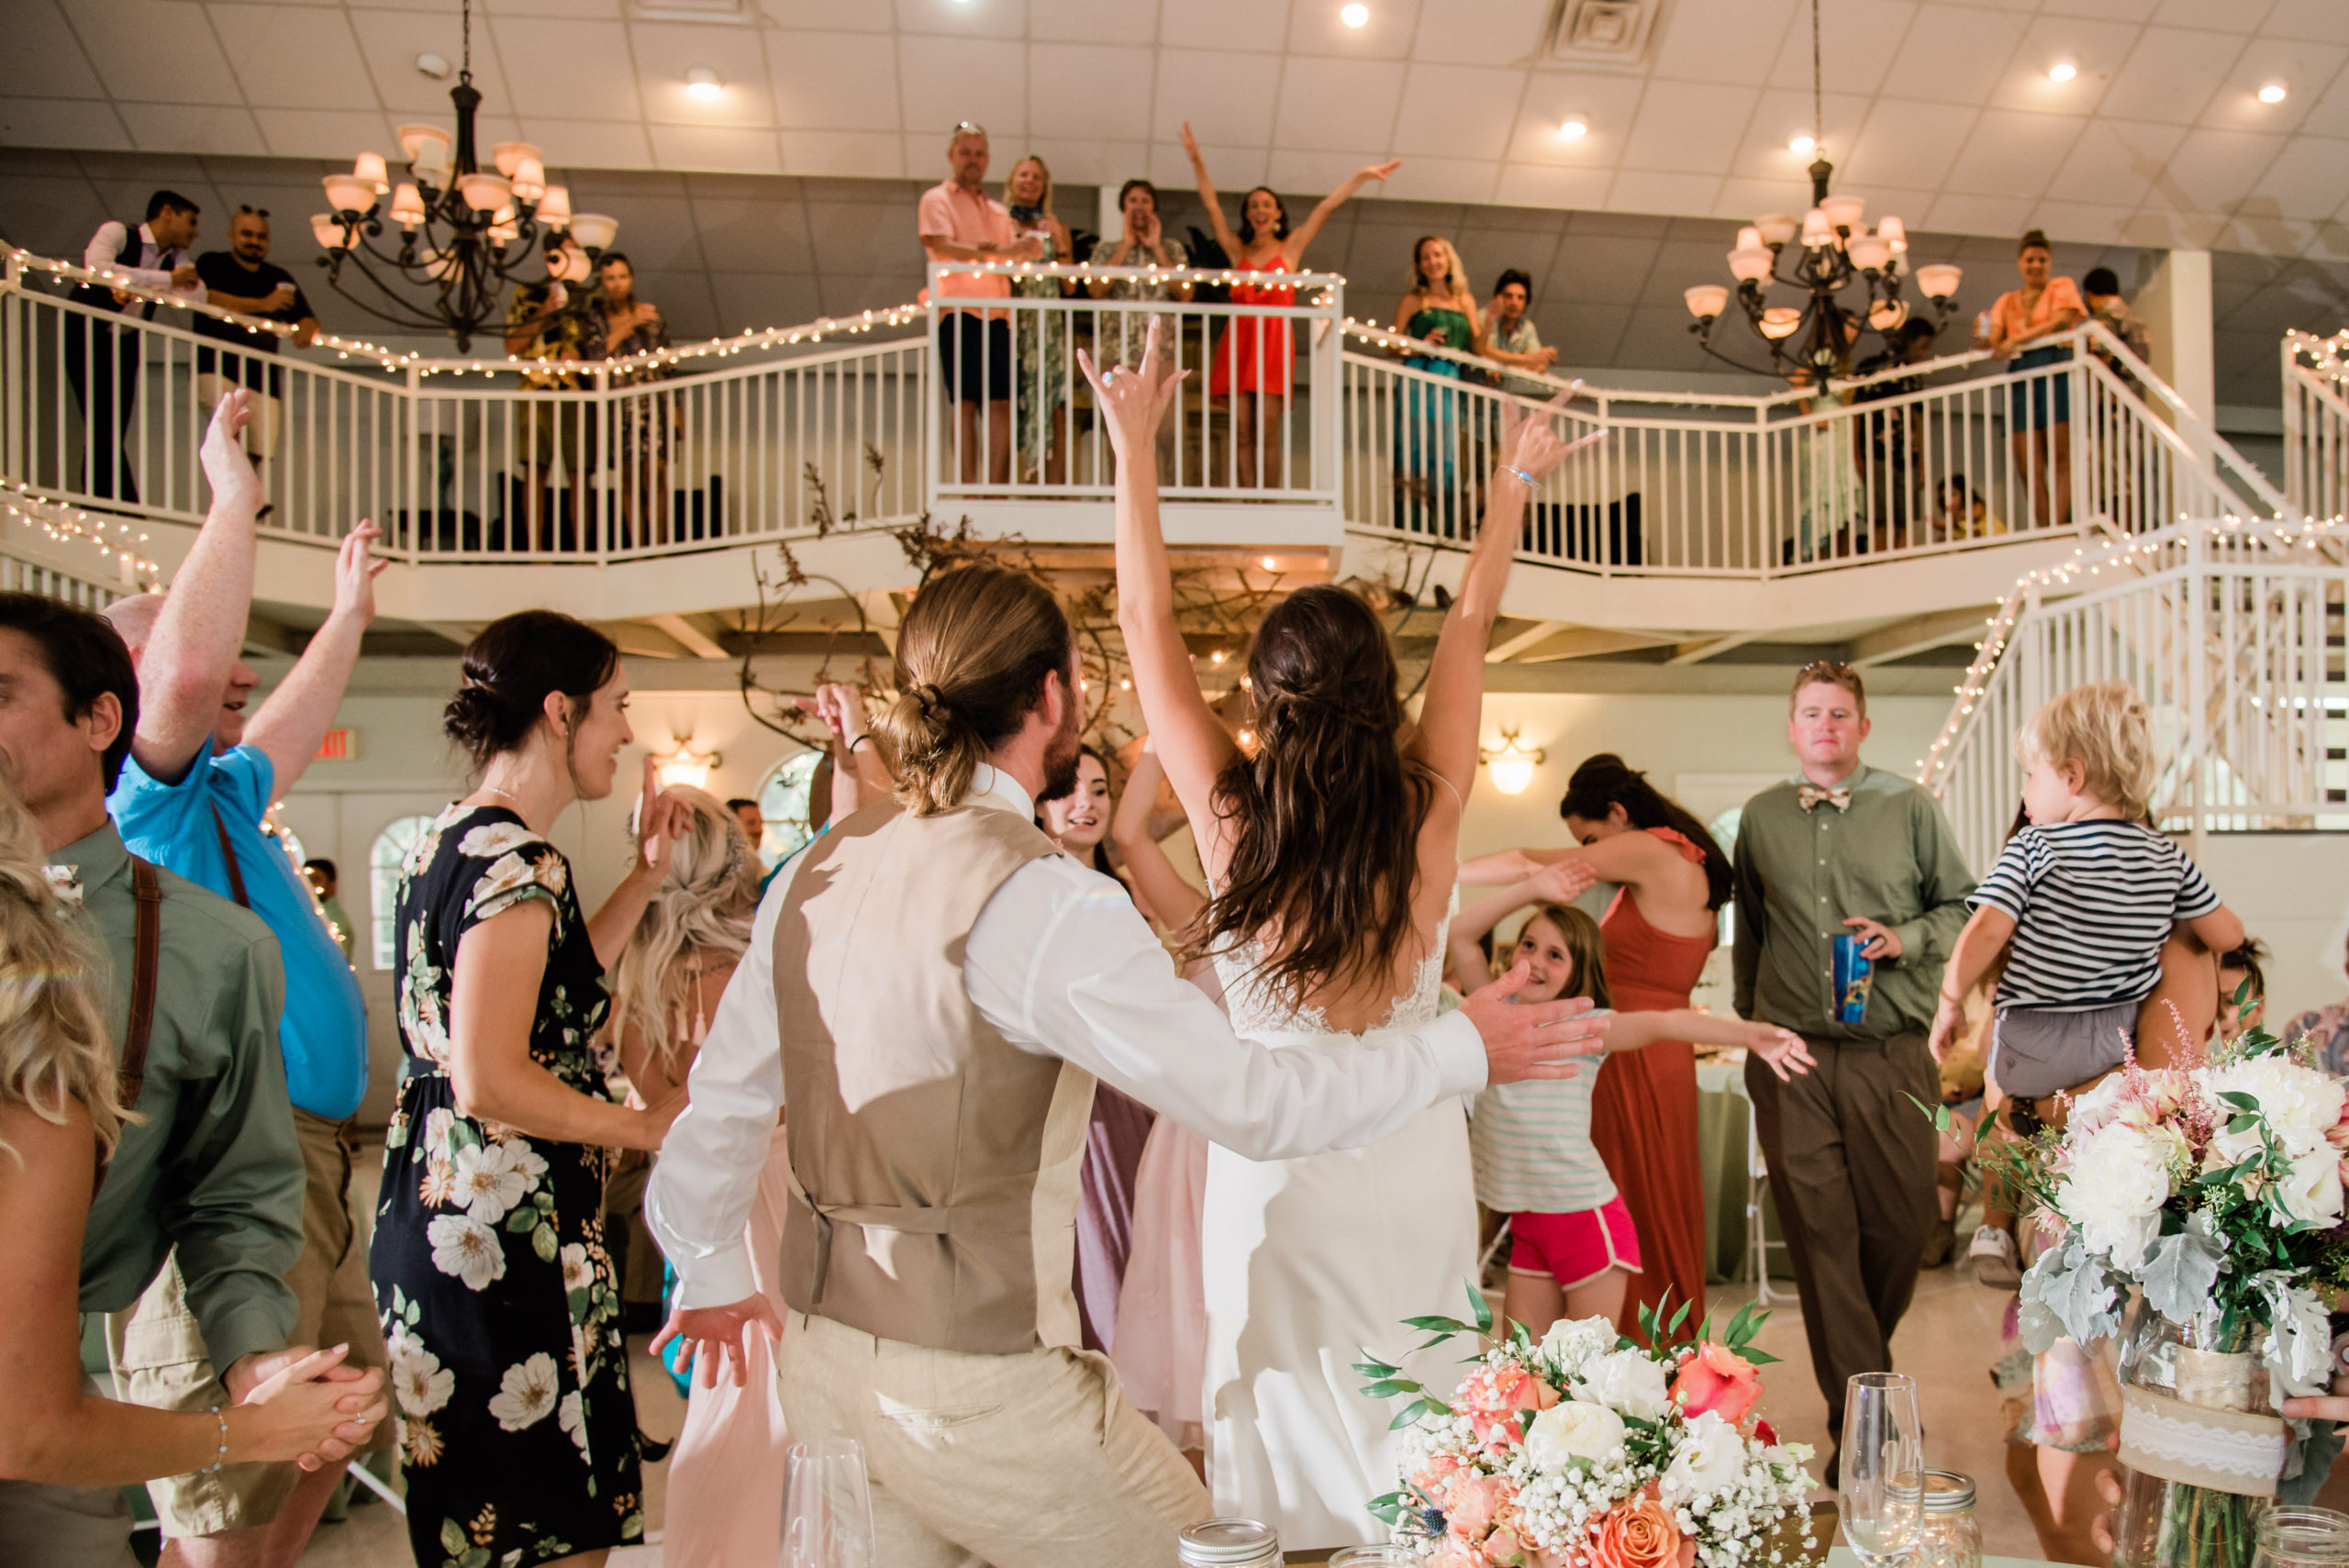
[1447,892,1813,1338]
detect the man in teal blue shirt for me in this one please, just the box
[100,386,390,1567]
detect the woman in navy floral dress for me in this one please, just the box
[371,611,685,1568]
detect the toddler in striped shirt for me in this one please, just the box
[1928,682,2243,1103]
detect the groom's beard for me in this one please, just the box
[1039,695,1083,802]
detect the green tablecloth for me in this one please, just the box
[1697,1056,1797,1284]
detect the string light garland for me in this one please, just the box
[2288,328,2349,385]
[0,480,161,584]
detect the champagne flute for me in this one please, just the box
[783,1437,874,1568]
[1841,1372,1924,1568]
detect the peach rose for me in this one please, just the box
[1464,1361,1561,1445]
[1588,1497,1684,1568]
[1444,1472,1516,1543]
[1673,1341,1761,1425]
[1426,1544,1482,1568]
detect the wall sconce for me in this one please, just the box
[1479,728,1545,795]
[653,741,720,791]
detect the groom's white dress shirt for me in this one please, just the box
[647,763,1489,1310]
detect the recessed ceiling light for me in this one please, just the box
[2048,61,2077,83]
[1789,133,1817,155]
[685,67,722,101]
[1559,116,1588,139]
[415,51,451,79]
[2258,82,2288,104]
[1341,3,1370,26]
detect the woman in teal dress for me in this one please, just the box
[1391,237,1485,535]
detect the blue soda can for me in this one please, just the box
[1832,933,1873,1025]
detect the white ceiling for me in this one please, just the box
[6,0,2349,261]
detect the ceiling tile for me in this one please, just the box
[0,96,132,152]
[2096,26,2249,122]
[2024,198,2138,243]
[1388,64,1525,161]
[0,172,117,250]
[710,271,823,333]
[2306,64,2349,139]
[804,189,926,277]
[1887,6,2027,106]
[2240,137,2349,223]
[348,8,516,117]
[1026,43,1156,144]
[2038,0,2161,20]
[756,0,893,32]
[1501,76,1649,165]
[1611,303,1714,369]
[1452,220,1565,290]
[1151,48,1283,147]
[1537,300,1633,363]
[1728,88,1870,181]
[1764,0,1916,95]
[252,107,400,160]
[1922,190,2038,235]
[1148,138,1264,194]
[1638,236,1734,306]
[893,0,1027,37]
[2198,40,2348,132]
[1027,0,1159,44]
[1492,163,1613,209]
[1264,147,1387,195]
[6,0,107,101]
[768,32,901,132]
[1271,58,1407,155]
[1984,17,2145,114]
[572,189,702,270]
[781,128,904,178]
[897,36,1025,143]
[2041,117,2185,206]
[1620,82,1756,173]
[1840,99,1979,190]
[630,23,779,128]
[2142,127,2286,215]
[1608,170,1725,218]
[61,0,242,104]
[1378,156,1500,204]
[2150,0,2272,29]
[475,0,622,16]
[648,124,785,174]
[1407,0,1551,67]
[2261,0,2349,44]
[1943,110,2085,196]
[1159,0,1292,54]
[1021,136,1147,189]
[1285,0,1419,61]
[518,116,655,171]
[484,17,642,121]
[1650,0,1797,85]
[207,5,373,111]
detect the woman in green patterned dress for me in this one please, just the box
[1007,154,1074,484]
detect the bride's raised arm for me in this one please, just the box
[1081,318,1239,834]
[1413,391,1601,806]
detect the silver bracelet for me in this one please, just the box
[200,1404,228,1474]
[1499,463,1538,487]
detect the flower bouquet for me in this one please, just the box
[1977,1018,2349,1568]
[1355,1292,1817,1568]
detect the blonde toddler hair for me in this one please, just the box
[2016,680,2154,820]
[610,785,763,1072]
[0,781,124,1163]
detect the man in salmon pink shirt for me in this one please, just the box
[918,122,1041,485]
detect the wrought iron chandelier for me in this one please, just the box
[309,0,618,350]
[1681,0,1964,378]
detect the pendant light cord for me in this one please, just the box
[1811,0,1824,159]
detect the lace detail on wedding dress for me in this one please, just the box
[1212,916,1452,1040]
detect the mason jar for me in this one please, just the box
[1914,1469,1982,1568]
[1176,1518,1281,1568]
[2252,1507,2349,1568]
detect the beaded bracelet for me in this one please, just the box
[1499,463,1538,488]
[200,1405,228,1474]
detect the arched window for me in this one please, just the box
[370,815,437,971]
[754,751,824,867]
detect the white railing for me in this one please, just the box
[1923,517,2349,873]
[2284,329,2349,524]
[0,248,2288,582]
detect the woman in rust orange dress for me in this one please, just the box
[1460,754,1729,1333]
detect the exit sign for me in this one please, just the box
[315,728,360,761]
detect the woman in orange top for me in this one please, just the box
[1987,229,2085,531]
[1181,121,1397,490]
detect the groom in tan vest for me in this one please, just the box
[649,562,1609,1567]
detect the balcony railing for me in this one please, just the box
[0,249,2291,582]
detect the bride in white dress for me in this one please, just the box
[1081,320,1599,1548]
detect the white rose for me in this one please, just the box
[1539,1315,1618,1376]
[1660,1410,1747,1503]
[2281,1148,2345,1228]
[2059,1122,2176,1267]
[1524,1400,1627,1469]
[2203,1060,2347,1158]
[1580,1348,1671,1419]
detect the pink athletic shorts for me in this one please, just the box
[1508,1198,1642,1290]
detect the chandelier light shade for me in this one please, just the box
[1914,263,1964,300]
[1877,215,1907,250]
[1759,307,1803,339]
[1819,194,1866,233]
[312,0,613,349]
[1847,231,1894,272]
[1755,214,1800,248]
[1684,284,1731,320]
[1728,246,1775,282]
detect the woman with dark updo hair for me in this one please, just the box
[1463,754,1731,1333]
[1085,316,1604,1547]
[369,609,686,1568]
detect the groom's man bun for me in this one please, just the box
[879,564,1074,817]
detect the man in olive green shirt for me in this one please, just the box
[0,591,375,1563]
[1731,662,1975,1481]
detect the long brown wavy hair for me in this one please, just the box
[1195,584,1433,1004]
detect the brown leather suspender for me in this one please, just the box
[207,804,250,908]
[98,857,163,1185]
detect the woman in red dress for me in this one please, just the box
[1180,121,1397,490]
[1461,754,1730,1334]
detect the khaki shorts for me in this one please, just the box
[194,373,282,459]
[106,1110,390,1539]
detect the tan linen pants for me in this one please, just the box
[1743,1033,1940,1445]
[775,1308,1212,1568]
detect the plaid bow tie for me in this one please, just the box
[1796,784,1852,814]
[42,864,83,906]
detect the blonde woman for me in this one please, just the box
[612,787,771,1568]
[0,783,377,1522]
[1006,154,1074,484]
[1392,235,1485,532]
